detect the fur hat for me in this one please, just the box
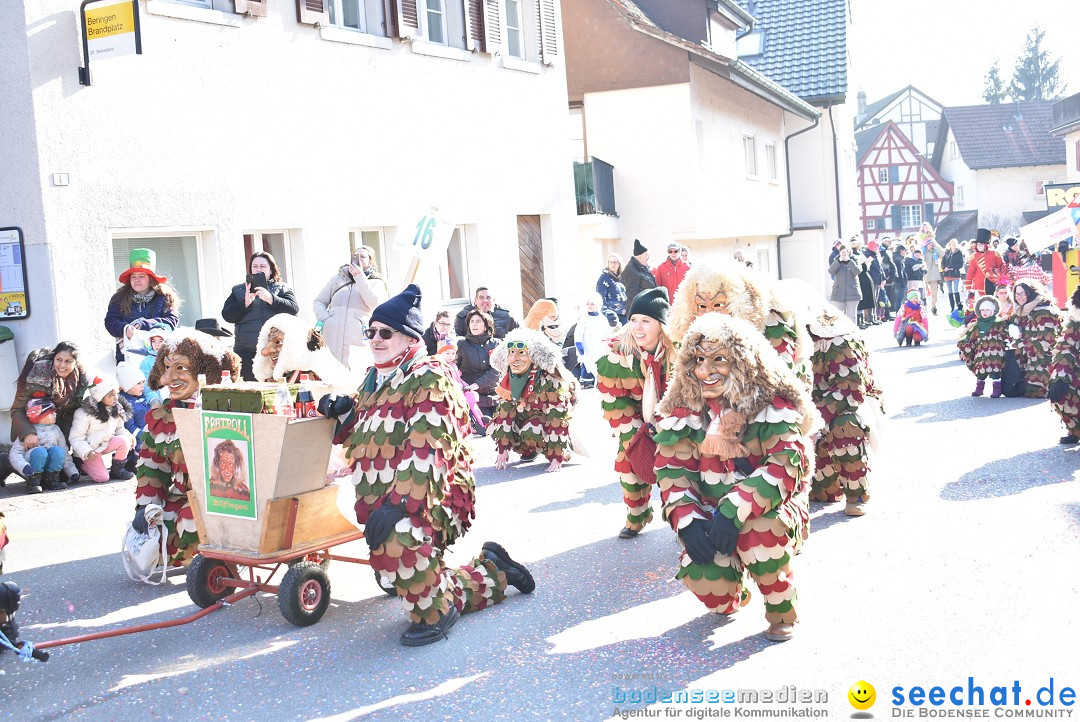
[524,298,558,331]
[657,314,822,438]
[491,328,565,376]
[148,329,241,393]
[668,260,767,342]
[115,362,146,394]
[974,295,1000,316]
[87,374,119,403]
[252,313,354,388]
[633,239,648,256]
[26,397,56,425]
[370,284,424,340]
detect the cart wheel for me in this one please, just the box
[279,562,331,627]
[186,554,237,608]
[374,567,398,597]
[288,552,330,570]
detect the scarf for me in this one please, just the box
[1016,292,1042,318]
[132,290,155,306]
[976,315,996,336]
[509,371,530,400]
[639,342,667,424]
[497,366,538,402]
[700,398,748,459]
[371,343,422,389]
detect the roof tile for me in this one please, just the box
[944,101,1066,169]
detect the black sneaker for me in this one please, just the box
[519,451,538,462]
[1059,435,1079,445]
[618,527,640,539]
[399,605,460,647]
[481,541,535,593]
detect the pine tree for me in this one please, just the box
[982,61,1007,104]
[1009,26,1065,101]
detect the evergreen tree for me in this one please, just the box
[1009,26,1065,101]
[982,61,1007,104]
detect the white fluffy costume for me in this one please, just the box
[253,313,356,389]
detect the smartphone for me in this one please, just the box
[246,272,269,291]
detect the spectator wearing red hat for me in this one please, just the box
[8,398,79,493]
[104,249,181,363]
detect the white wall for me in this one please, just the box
[937,128,979,210]
[977,165,1067,230]
[1064,128,1080,183]
[8,0,577,372]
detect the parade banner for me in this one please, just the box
[0,228,29,320]
[394,207,455,259]
[201,411,258,520]
[1020,205,1079,252]
[1045,182,1080,210]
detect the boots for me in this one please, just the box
[26,472,42,494]
[990,379,1003,398]
[481,541,536,593]
[110,457,135,481]
[399,605,460,647]
[972,378,986,396]
[41,470,67,491]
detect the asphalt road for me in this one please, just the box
[1,311,1078,721]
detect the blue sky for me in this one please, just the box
[849,0,1078,106]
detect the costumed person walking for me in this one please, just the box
[103,249,181,363]
[620,239,657,309]
[133,330,242,567]
[596,288,674,539]
[324,285,534,646]
[1011,281,1063,398]
[1049,287,1080,445]
[653,314,821,642]
[958,296,1009,398]
[966,228,1006,296]
[490,329,577,473]
[893,290,929,347]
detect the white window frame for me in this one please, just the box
[329,0,367,32]
[504,0,524,59]
[167,0,212,8]
[349,228,388,272]
[878,168,888,183]
[111,230,209,326]
[1035,180,1046,197]
[956,185,964,204]
[249,229,294,283]
[743,135,758,178]
[764,143,777,181]
[441,225,470,302]
[900,205,923,228]
[423,0,448,45]
[867,219,876,230]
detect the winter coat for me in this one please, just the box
[312,266,389,365]
[221,279,299,353]
[942,249,964,281]
[864,250,883,285]
[68,396,133,460]
[9,350,88,443]
[966,251,1006,294]
[595,269,628,322]
[453,305,520,339]
[620,257,657,307]
[857,259,875,311]
[892,250,909,283]
[653,258,690,306]
[573,311,612,372]
[423,323,452,356]
[904,257,927,282]
[456,334,500,394]
[829,258,863,303]
[104,292,180,362]
[880,250,897,285]
[922,240,946,281]
[9,423,79,478]
[120,390,152,439]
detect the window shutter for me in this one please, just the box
[923,203,934,225]
[483,0,501,54]
[887,165,899,184]
[296,0,329,25]
[465,0,485,51]
[536,0,558,64]
[890,204,902,230]
[395,0,420,38]
[234,0,268,16]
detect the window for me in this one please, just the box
[755,249,770,273]
[443,227,469,301]
[348,229,386,273]
[328,0,386,34]
[950,142,958,160]
[764,143,777,181]
[1035,180,1046,197]
[900,205,922,228]
[878,168,888,184]
[243,231,293,282]
[867,219,876,230]
[743,135,757,177]
[505,0,524,59]
[736,30,765,57]
[956,185,964,204]
[424,0,446,44]
[113,235,203,326]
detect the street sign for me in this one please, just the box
[0,227,30,320]
[78,0,142,86]
[394,208,455,258]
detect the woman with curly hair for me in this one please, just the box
[1011,281,1063,398]
[104,249,181,363]
[132,329,241,567]
[456,308,499,417]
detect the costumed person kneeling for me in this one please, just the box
[1049,286,1080,445]
[133,330,242,567]
[653,314,821,642]
[490,329,578,473]
[893,290,928,347]
[596,288,675,538]
[321,285,534,646]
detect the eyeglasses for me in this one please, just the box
[364,328,396,340]
[668,249,679,254]
[435,321,451,328]
[507,341,528,350]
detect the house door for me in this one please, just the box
[517,215,545,311]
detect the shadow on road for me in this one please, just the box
[940,445,1074,500]
[904,358,966,374]
[529,482,616,514]
[891,395,1043,424]
[475,459,582,488]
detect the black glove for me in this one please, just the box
[707,514,740,557]
[679,519,715,566]
[317,394,353,418]
[132,505,148,535]
[1048,379,1070,404]
[364,503,408,551]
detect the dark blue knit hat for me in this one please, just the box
[628,287,669,324]
[370,284,425,340]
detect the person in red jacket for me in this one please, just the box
[966,228,1006,296]
[654,242,691,303]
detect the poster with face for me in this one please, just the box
[202,411,257,519]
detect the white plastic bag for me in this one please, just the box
[121,504,168,585]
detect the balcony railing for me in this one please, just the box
[574,157,617,216]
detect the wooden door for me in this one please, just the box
[517,215,544,311]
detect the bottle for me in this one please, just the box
[296,373,316,418]
[195,374,207,409]
[220,369,234,385]
[273,381,295,417]
[314,320,324,334]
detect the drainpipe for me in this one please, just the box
[828,103,843,239]
[776,113,820,279]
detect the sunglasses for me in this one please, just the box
[543,324,560,330]
[668,249,679,254]
[364,327,396,340]
[507,341,529,350]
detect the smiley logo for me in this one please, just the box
[848,681,876,710]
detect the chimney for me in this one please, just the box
[857,90,867,119]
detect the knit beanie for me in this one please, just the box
[628,287,670,324]
[369,283,425,340]
[26,398,56,425]
[1005,237,1017,248]
[115,362,145,393]
[633,239,648,256]
[88,374,119,403]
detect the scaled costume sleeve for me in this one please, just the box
[596,350,644,471]
[1050,318,1080,436]
[654,409,707,531]
[1017,308,1062,396]
[490,370,575,462]
[134,401,198,564]
[763,312,810,385]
